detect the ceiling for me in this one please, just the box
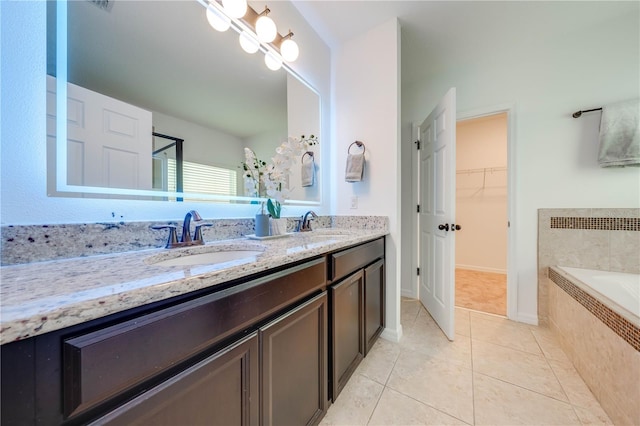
[292,1,639,88]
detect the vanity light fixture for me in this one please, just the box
[279,31,299,62]
[255,6,277,43]
[239,31,260,54]
[206,3,231,32]
[264,51,283,71]
[221,0,247,19]
[201,0,299,71]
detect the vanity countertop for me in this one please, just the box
[0,229,387,345]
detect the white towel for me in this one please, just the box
[598,99,640,167]
[345,153,365,182]
[301,155,314,187]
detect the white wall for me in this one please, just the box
[401,5,640,324]
[0,0,331,225]
[334,18,402,340]
[456,114,507,273]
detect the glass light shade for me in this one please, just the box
[206,4,231,32]
[264,51,282,71]
[280,38,299,62]
[222,0,247,18]
[256,15,277,43]
[239,31,259,54]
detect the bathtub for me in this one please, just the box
[555,266,640,325]
[547,266,640,425]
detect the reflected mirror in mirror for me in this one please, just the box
[46,0,321,204]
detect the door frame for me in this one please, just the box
[412,102,517,320]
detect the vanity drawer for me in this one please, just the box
[329,238,384,282]
[62,258,326,419]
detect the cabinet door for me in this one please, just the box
[92,333,259,426]
[364,259,385,355]
[330,270,364,401]
[260,292,328,426]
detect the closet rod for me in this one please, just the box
[572,107,602,118]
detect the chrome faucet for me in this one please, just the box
[296,211,318,232]
[181,210,202,243]
[152,210,212,248]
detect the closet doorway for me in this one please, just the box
[455,113,508,316]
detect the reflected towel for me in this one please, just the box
[345,153,365,182]
[301,155,314,187]
[598,99,640,167]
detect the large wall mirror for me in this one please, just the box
[46,0,321,205]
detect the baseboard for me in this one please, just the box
[456,264,507,274]
[515,312,538,325]
[401,288,417,299]
[381,324,403,343]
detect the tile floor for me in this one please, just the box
[320,298,613,426]
[455,269,506,316]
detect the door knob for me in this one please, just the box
[451,224,461,231]
[438,223,449,231]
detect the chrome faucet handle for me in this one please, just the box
[193,223,213,244]
[151,225,178,249]
[294,217,304,232]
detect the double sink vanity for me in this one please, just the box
[1,225,387,425]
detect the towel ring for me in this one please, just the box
[348,141,366,154]
[301,151,314,163]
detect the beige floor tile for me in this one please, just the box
[470,312,542,355]
[400,318,472,368]
[455,307,471,337]
[368,387,470,425]
[547,359,610,418]
[472,339,568,402]
[387,349,474,424]
[320,373,384,426]
[401,299,422,330]
[356,337,401,385]
[473,373,581,425]
[530,327,572,364]
[573,405,614,426]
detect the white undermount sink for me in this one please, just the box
[151,250,263,267]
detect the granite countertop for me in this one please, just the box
[0,229,387,345]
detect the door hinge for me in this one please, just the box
[416,205,420,213]
[417,267,420,276]
[414,139,421,150]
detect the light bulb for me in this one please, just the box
[239,31,259,54]
[264,51,282,71]
[256,15,277,43]
[206,4,230,32]
[280,38,299,62]
[222,0,247,18]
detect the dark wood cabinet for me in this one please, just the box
[364,258,385,355]
[260,292,328,426]
[328,237,385,401]
[93,332,259,426]
[330,270,365,400]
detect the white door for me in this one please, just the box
[418,88,457,341]
[46,75,153,191]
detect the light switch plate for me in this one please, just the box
[350,196,358,209]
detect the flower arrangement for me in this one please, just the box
[242,135,318,219]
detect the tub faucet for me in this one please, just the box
[297,211,318,232]
[181,210,202,243]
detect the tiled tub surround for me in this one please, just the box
[0,226,387,345]
[547,267,640,425]
[1,215,388,265]
[538,208,640,325]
